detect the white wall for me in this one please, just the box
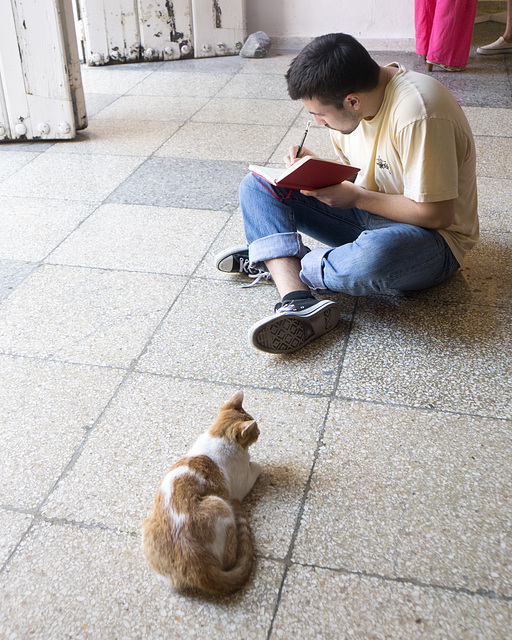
[246,0,416,50]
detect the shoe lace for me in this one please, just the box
[275,301,297,312]
[237,256,272,288]
[240,270,273,288]
[238,256,258,275]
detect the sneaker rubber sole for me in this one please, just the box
[249,300,341,354]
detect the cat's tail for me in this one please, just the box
[199,499,254,596]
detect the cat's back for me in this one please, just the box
[144,451,231,536]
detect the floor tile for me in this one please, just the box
[0,140,55,152]
[83,93,120,118]
[0,510,33,567]
[477,177,512,232]
[92,95,209,122]
[48,203,230,275]
[462,106,512,137]
[107,157,248,210]
[191,97,302,125]
[476,137,512,179]
[271,565,512,640]
[0,151,38,180]
[293,400,512,594]
[0,153,144,201]
[216,73,290,100]
[0,197,98,261]
[0,355,124,509]
[44,119,179,156]
[336,296,512,418]
[0,260,36,302]
[79,67,152,94]
[194,211,250,282]
[269,123,339,163]
[433,72,512,108]
[43,375,329,558]
[155,122,289,163]
[127,71,232,97]
[137,279,354,395]
[0,521,283,639]
[0,265,185,367]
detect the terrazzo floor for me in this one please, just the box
[1,20,511,640]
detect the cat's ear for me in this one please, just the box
[237,419,259,447]
[224,390,244,410]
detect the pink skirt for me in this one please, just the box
[415,0,478,67]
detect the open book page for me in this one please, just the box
[248,166,284,183]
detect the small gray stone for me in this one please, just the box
[239,31,272,58]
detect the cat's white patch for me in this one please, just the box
[160,464,204,507]
[188,432,254,499]
[188,432,224,461]
[168,508,188,528]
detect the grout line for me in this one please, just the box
[266,403,343,632]
[1,350,511,423]
[290,559,512,603]
[4,502,510,608]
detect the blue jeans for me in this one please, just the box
[239,173,460,296]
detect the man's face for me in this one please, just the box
[302,97,362,135]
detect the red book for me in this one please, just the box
[249,156,359,191]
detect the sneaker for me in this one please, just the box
[214,245,271,286]
[248,298,341,354]
[477,36,512,55]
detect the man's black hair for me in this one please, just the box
[285,33,381,107]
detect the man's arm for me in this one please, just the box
[303,180,456,230]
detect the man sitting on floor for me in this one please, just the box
[216,33,478,354]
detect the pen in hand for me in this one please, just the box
[296,120,312,158]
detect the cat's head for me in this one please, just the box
[209,390,259,450]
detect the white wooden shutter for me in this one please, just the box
[77,0,246,65]
[77,0,142,65]
[191,0,246,58]
[0,0,86,141]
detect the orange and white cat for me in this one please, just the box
[141,390,262,596]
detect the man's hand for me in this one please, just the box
[284,146,318,168]
[301,180,358,208]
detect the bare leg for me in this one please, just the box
[264,257,310,298]
[505,0,512,41]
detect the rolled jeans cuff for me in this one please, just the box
[299,246,331,291]
[248,232,309,268]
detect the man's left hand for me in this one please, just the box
[301,180,359,209]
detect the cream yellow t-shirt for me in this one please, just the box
[329,63,478,265]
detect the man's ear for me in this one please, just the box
[345,94,361,110]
